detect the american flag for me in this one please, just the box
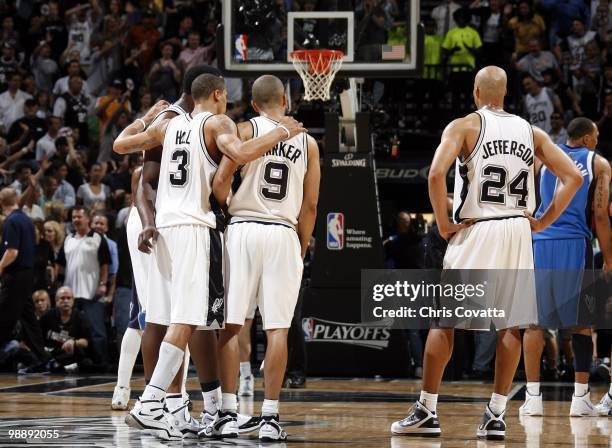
[381,45,405,60]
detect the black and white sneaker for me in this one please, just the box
[476,405,506,440]
[259,414,287,442]
[124,398,182,440]
[199,410,238,438]
[390,401,441,436]
[238,414,261,434]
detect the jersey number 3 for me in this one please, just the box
[480,165,529,208]
[170,149,189,187]
[261,161,289,201]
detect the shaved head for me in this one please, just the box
[252,75,285,109]
[474,66,507,108]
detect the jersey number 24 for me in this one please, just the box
[480,165,529,208]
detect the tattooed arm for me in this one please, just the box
[208,114,306,165]
[593,154,612,272]
[113,100,170,154]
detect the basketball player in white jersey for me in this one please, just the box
[114,66,225,437]
[390,66,582,440]
[211,75,320,441]
[115,73,306,440]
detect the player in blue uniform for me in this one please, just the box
[520,117,611,417]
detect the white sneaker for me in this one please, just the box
[519,391,543,416]
[390,401,441,436]
[570,392,597,417]
[111,386,130,410]
[237,413,261,433]
[594,392,612,416]
[169,402,200,438]
[239,375,255,397]
[199,410,238,438]
[259,414,287,442]
[124,398,182,440]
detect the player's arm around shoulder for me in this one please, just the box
[113,100,170,154]
[529,126,583,231]
[297,135,321,259]
[592,154,612,271]
[211,120,253,209]
[210,113,306,165]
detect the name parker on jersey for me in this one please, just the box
[266,141,302,163]
[481,139,534,166]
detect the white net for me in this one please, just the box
[290,50,343,101]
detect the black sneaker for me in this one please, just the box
[390,401,441,436]
[476,405,506,440]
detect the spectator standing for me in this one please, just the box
[0,188,47,364]
[32,290,51,320]
[523,74,563,133]
[32,220,54,292]
[56,206,110,366]
[470,0,508,66]
[7,99,47,150]
[64,2,102,65]
[0,73,32,132]
[52,60,91,99]
[77,164,111,208]
[9,163,32,195]
[42,1,68,59]
[556,19,598,86]
[43,220,65,271]
[597,92,612,158]
[541,0,590,45]
[126,9,161,72]
[432,0,461,36]
[50,163,76,208]
[90,212,118,307]
[550,112,569,144]
[178,31,209,71]
[53,76,91,146]
[542,68,583,119]
[39,286,92,372]
[0,42,22,91]
[35,116,62,162]
[30,42,59,93]
[95,79,131,139]
[506,0,546,58]
[149,43,181,102]
[516,39,560,84]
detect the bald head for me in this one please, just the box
[252,75,285,110]
[474,66,507,107]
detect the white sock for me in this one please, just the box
[489,393,507,416]
[526,382,540,396]
[116,328,142,389]
[222,392,237,412]
[203,387,221,415]
[419,391,438,413]
[261,399,279,416]
[575,382,589,397]
[166,393,183,411]
[181,347,190,398]
[240,361,252,379]
[142,342,185,401]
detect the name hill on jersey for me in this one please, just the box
[482,139,534,166]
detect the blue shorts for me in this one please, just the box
[533,238,593,329]
[127,276,146,330]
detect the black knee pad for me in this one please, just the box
[571,333,592,373]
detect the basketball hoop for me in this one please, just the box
[290,49,344,101]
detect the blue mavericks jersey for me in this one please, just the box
[533,144,595,240]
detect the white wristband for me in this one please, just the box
[277,124,290,140]
[135,118,146,130]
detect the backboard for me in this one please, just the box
[218,0,422,79]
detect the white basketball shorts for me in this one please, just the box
[225,222,303,330]
[145,224,224,329]
[126,207,149,311]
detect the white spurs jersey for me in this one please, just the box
[452,108,536,223]
[229,115,308,228]
[155,111,218,229]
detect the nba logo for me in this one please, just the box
[302,318,314,340]
[234,34,247,61]
[327,213,344,250]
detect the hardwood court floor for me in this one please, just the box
[0,374,609,447]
